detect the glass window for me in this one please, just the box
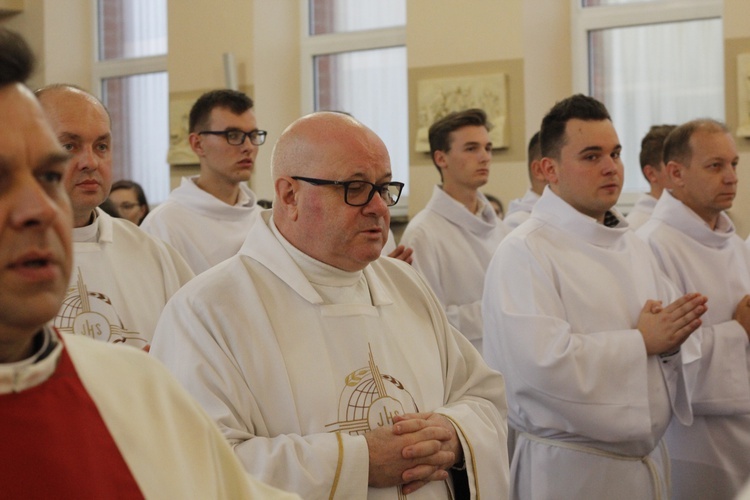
[303,0,408,214]
[102,73,169,206]
[309,0,405,35]
[95,0,169,203]
[98,0,167,60]
[590,18,723,193]
[314,47,408,192]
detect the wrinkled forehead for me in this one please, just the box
[315,128,392,180]
[689,130,737,158]
[39,89,111,133]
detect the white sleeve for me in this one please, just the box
[403,225,483,343]
[682,321,750,416]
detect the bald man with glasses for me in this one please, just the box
[151,112,510,499]
[141,89,267,274]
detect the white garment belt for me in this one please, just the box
[519,432,670,500]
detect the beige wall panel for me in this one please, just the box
[168,0,254,93]
[407,0,523,66]
[250,0,301,201]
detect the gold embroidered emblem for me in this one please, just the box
[326,344,418,435]
[54,268,148,347]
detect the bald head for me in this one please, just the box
[271,112,394,272]
[36,85,113,227]
[271,112,381,178]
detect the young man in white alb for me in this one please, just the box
[401,108,509,353]
[637,118,750,499]
[626,124,675,230]
[504,131,546,229]
[141,89,265,274]
[483,94,707,500]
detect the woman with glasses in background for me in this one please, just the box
[107,180,150,225]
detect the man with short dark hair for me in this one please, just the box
[627,124,676,230]
[141,89,266,274]
[638,118,750,499]
[152,111,510,499]
[35,84,193,349]
[483,94,707,499]
[504,131,546,229]
[401,108,509,353]
[0,27,297,500]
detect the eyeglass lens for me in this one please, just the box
[225,130,266,146]
[345,181,401,206]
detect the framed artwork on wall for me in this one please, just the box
[415,72,509,152]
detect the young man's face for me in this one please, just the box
[191,106,260,187]
[0,84,73,361]
[544,119,623,222]
[435,125,492,191]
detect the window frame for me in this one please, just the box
[90,0,168,97]
[299,0,408,217]
[570,0,723,209]
[90,0,170,205]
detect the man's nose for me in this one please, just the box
[10,176,58,229]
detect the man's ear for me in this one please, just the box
[666,160,685,187]
[540,157,559,185]
[188,132,204,156]
[642,164,659,185]
[275,177,299,221]
[433,150,448,171]
[531,158,547,183]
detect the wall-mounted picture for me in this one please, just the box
[167,91,201,165]
[415,72,509,153]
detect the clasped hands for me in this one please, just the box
[638,292,708,356]
[365,412,462,495]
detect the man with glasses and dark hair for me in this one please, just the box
[401,108,509,354]
[152,112,510,499]
[142,89,266,274]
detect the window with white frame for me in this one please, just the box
[94,0,169,205]
[571,0,724,208]
[301,0,409,216]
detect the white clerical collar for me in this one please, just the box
[0,325,62,394]
[72,210,99,242]
[269,219,364,288]
[236,186,252,207]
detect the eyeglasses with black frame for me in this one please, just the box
[198,129,267,146]
[291,176,404,207]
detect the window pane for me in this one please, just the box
[314,47,409,197]
[590,18,723,192]
[98,0,167,60]
[310,0,405,35]
[102,72,170,204]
